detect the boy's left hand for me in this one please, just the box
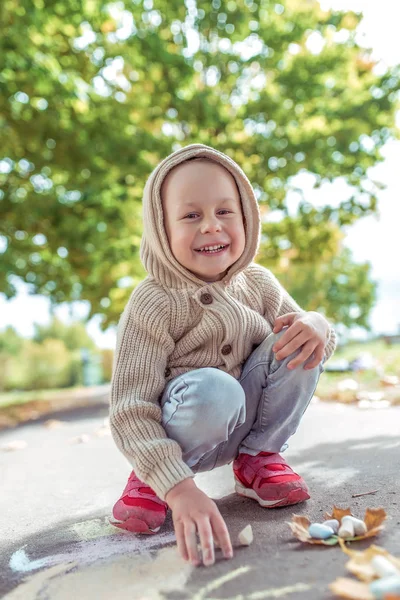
[272,311,330,370]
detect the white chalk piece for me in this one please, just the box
[322,519,339,534]
[369,575,400,599]
[338,519,355,539]
[308,523,335,540]
[371,555,400,579]
[341,515,367,536]
[238,524,253,546]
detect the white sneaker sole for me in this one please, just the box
[234,480,310,508]
[235,482,283,507]
[109,516,161,534]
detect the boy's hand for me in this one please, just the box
[165,478,233,567]
[272,311,330,370]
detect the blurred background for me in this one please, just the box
[1,0,399,414]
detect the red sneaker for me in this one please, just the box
[110,470,168,534]
[233,452,310,508]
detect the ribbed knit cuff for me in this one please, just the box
[324,327,337,362]
[145,456,194,501]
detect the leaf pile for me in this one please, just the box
[330,544,400,599]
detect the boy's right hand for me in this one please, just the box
[165,478,233,567]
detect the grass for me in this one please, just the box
[329,339,400,372]
[316,338,400,401]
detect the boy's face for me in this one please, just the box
[162,160,246,282]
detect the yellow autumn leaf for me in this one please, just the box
[338,541,400,583]
[324,506,352,522]
[364,508,387,530]
[291,515,311,529]
[287,515,312,543]
[329,577,373,600]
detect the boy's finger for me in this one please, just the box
[273,312,297,333]
[184,521,200,566]
[272,322,302,352]
[304,346,324,370]
[287,340,316,369]
[275,331,307,360]
[211,515,233,560]
[174,520,189,562]
[197,518,215,566]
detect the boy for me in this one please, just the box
[110,144,335,567]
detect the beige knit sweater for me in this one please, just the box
[110,144,336,500]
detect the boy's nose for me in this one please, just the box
[200,218,222,234]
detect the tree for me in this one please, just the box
[33,317,96,351]
[0,326,24,390]
[0,323,91,391]
[15,338,72,390]
[0,326,23,355]
[1,0,399,327]
[266,247,376,329]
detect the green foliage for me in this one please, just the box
[14,339,72,390]
[269,248,376,329]
[0,319,109,391]
[101,348,114,382]
[0,327,24,392]
[33,317,96,350]
[1,0,399,327]
[0,326,24,355]
[0,335,73,391]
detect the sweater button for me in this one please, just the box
[221,344,232,355]
[200,292,213,305]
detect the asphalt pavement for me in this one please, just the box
[1,398,399,599]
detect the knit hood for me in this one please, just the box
[140,144,261,288]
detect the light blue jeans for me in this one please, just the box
[160,331,324,473]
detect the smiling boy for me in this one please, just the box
[110,144,336,567]
[162,158,245,282]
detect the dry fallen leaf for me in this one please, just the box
[380,375,399,387]
[329,577,373,600]
[325,506,353,522]
[339,541,400,582]
[289,506,386,546]
[330,543,400,598]
[364,508,387,531]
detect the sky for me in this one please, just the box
[1,0,399,348]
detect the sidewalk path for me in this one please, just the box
[1,401,399,599]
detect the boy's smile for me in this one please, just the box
[161,159,246,282]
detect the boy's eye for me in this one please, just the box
[182,209,233,220]
[184,210,232,219]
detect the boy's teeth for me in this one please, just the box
[200,244,225,251]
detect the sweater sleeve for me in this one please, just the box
[252,264,336,361]
[109,280,194,500]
